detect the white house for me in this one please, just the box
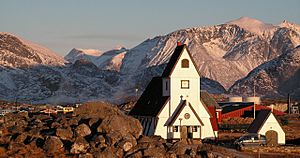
[129,43,218,140]
[248,110,285,145]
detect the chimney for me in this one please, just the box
[177,41,182,46]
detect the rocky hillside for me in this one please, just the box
[0,17,299,104]
[0,102,212,157]
[117,17,300,92]
[0,33,65,67]
[229,46,300,100]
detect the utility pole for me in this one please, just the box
[254,80,256,119]
[288,93,291,114]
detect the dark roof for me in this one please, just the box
[165,101,204,126]
[218,102,254,114]
[129,77,169,116]
[200,91,221,109]
[247,110,271,133]
[161,44,201,77]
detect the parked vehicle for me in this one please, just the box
[234,133,266,149]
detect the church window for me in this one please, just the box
[181,59,189,68]
[165,81,168,91]
[173,126,179,132]
[181,80,189,89]
[184,113,190,119]
[192,126,198,132]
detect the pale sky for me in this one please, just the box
[1,0,299,56]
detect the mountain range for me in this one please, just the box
[0,17,299,104]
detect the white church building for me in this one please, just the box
[129,43,219,140]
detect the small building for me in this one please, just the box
[129,43,218,140]
[63,107,74,114]
[247,110,285,146]
[218,102,285,122]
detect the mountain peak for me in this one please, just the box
[227,16,276,36]
[0,32,65,67]
[278,20,300,33]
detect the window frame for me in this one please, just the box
[181,80,190,89]
[181,59,189,68]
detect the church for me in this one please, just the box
[129,43,219,140]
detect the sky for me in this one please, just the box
[1,0,299,56]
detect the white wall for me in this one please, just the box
[154,100,170,139]
[258,113,285,144]
[156,47,215,139]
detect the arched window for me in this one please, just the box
[181,59,189,68]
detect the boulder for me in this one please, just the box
[116,134,137,152]
[56,128,73,140]
[71,137,90,154]
[97,114,142,139]
[168,140,191,155]
[15,133,28,143]
[43,136,64,154]
[75,124,91,137]
[143,147,166,157]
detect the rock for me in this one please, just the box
[71,137,90,154]
[56,128,73,140]
[15,133,28,143]
[75,124,91,137]
[43,136,64,154]
[93,147,116,158]
[126,151,143,158]
[143,147,166,157]
[116,134,137,152]
[79,153,94,158]
[98,114,142,139]
[88,118,99,127]
[104,132,123,146]
[168,140,190,155]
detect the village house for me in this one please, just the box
[247,109,285,145]
[129,43,219,141]
[218,102,285,123]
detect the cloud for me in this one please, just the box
[64,33,143,41]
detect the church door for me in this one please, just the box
[266,130,278,146]
[180,126,188,139]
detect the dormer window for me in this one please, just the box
[181,59,189,68]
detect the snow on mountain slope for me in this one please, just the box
[279,20,300,34]
[0,32,65,67]
[229,46,300,99]
[1,17,300,104]
[64,48,103,63]
[227,16,277,37]
[65,47,127,72]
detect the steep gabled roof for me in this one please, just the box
[200,91,221,109]
[247,110,272,133]
[161,44,201,77]
[219,102,254,114]
[164,101,204,126]
[128,77,169,116]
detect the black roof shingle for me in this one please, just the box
[247,110,271,133]
[128,77,169,116]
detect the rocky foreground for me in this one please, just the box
[0,103,212,158]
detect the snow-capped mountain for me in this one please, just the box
[65,47,127,71]
[117,17,300,94]
[0,32,65,67]
[0,17,299,104]
[227,17,277,37]
[64,48,103,63]
[229,46,300,100]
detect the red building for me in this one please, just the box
[217,102,285,123]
